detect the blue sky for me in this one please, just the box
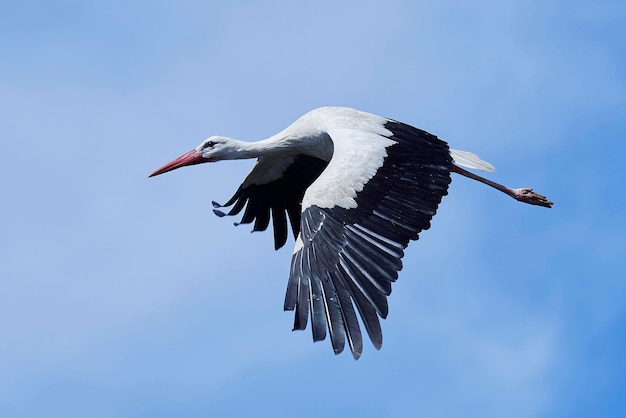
[1,0,625,417]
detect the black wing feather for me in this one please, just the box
[213,155,329,250]
[286,120,452,359]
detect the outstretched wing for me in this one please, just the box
[212,154,329,249]
[283,120,452,359]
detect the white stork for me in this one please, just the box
[149,106,552,359]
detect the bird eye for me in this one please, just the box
[203,141,216,150]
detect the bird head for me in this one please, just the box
[148,136,234,177]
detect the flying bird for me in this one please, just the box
[149,106,552,359]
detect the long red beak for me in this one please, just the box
[149,150,207,177]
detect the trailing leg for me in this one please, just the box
[451,164,553,208]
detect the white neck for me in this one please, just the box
[223,137,288,159]
[221,133,332,161]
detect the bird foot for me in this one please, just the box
[511,188,553,208]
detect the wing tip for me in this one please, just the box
[213,209,226,217]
